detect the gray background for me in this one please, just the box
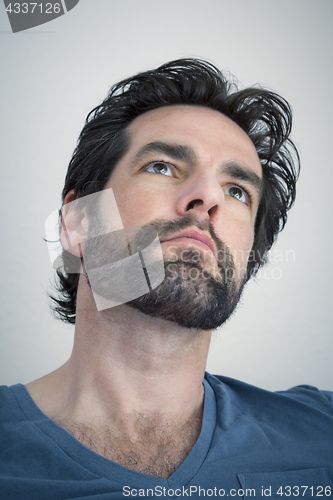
[0,0,332,391]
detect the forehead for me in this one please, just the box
[125,105,262,176]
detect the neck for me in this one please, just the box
[29,279,211,431]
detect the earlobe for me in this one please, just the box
[61,191,88,257]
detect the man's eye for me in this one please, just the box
[145,161,174,177]
[225,185,249,204]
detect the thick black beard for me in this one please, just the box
[127,257,244,331]
[83,214,246,330]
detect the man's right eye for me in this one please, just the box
[145,161,174,177]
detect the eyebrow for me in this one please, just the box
[132,141,198,165]
[224,161,262,196]
[132,140,262,195]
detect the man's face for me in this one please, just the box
[99,105,262,329]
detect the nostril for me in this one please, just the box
[208,205,218,217]
[187,199,203,211]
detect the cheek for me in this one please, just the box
[234,233,254,280]
[111,186,166,228]
[220,221,254,277]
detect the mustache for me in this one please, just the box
[144,215,234,266]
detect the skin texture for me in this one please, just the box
[26,105,262,478]
[106,106,262,282]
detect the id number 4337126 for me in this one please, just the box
[5,3,62,14]
[275,485,331,496]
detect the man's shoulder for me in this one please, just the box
[203,373,333,487]
[205,372,333,414]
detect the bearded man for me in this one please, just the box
[1,59,332,498]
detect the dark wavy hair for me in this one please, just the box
[51,58,300,324]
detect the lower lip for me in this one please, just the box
[163,237,214,255]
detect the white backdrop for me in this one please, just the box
[0,0,332,391]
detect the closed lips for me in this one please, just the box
[162,230,216,257]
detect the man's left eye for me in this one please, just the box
[145,161,174,177]
[225,185,249,204]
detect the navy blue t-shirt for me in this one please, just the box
[0,373,332,499]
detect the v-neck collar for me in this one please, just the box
[11,375,217,488]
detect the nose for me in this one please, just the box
[175,173,224,223]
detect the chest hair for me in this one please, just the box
[54,411,202,479]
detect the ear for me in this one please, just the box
[61,191,89,257]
